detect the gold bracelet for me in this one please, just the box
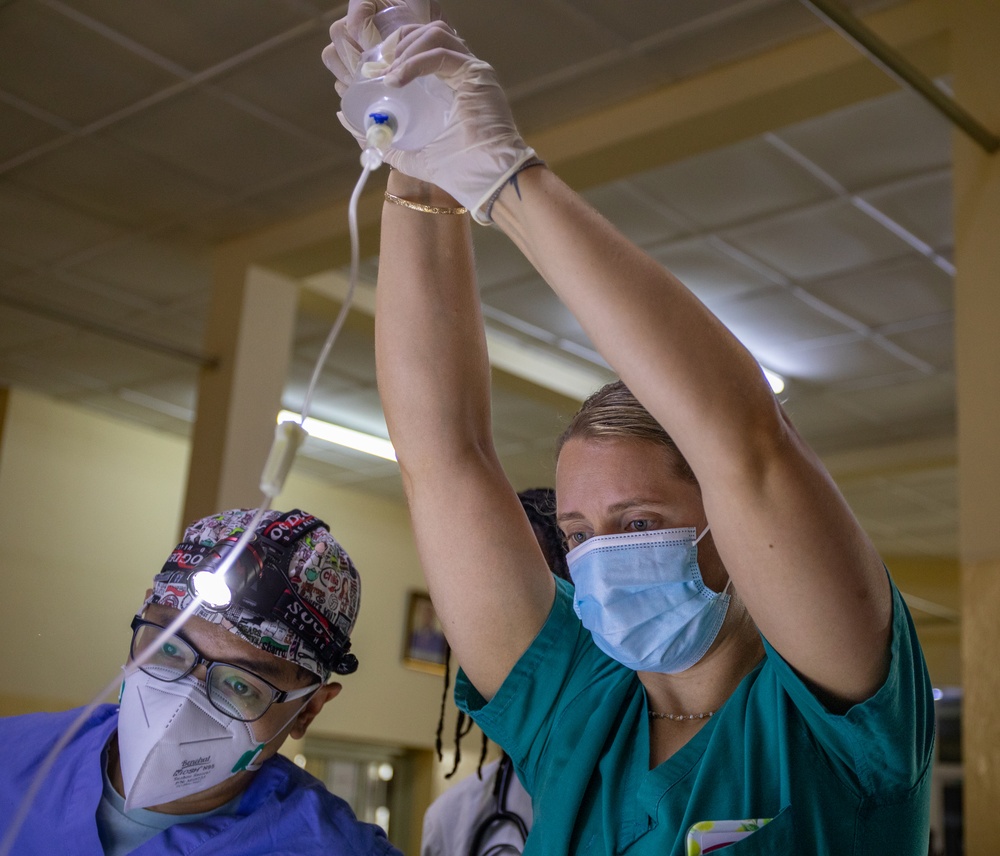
[384,191,468,216]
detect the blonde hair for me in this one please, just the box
[556,380,697,484]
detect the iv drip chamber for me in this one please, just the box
[341,73,453,151]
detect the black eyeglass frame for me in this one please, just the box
[128,616,321,722]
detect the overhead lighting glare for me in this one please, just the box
[762,367,785,395]
[277,410,397,462]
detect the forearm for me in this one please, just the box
[376,171,492,475]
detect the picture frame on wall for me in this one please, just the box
[402,590,449,675]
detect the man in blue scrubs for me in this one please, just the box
[0,508,402,856]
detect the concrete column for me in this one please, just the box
[953,1,1000,852]
[181,262,299,528]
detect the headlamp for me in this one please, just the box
[189,536,266,611]
[153,512,358,675]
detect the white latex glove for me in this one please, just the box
[323,0,433,97]
[323,3,537,224]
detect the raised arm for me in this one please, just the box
[489,168,890,707]
[325,5,891,709]
[374,171,555,699]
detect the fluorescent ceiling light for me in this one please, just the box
[278,410,397,462]
[762,367,785,395]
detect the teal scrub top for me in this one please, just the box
[456,577,934,855]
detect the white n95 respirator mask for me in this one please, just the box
[117,671,268,811]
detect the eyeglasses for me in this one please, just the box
[129,617,320,722]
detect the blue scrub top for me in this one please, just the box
[0,704,402,855]
[456,577,934,855]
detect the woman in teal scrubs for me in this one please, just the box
[324,6,934,853]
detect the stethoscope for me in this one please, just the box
[467,756,530,856]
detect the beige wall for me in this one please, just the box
[884,554,962,688]
[0,387,446,752]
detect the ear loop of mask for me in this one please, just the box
[693,525,733,597]
[243,683,325,772]
[0,149,378,856]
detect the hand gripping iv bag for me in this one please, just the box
[340,1,454,151]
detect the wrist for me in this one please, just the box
[473,153,546,225]
[488,160,548,227]
[386,171,461,209]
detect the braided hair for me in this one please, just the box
[434,487,571,779]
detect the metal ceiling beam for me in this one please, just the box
[800,0,999,153]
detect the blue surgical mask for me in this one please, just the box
[567,526,730,673]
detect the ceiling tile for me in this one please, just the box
[583,182,689,247]
[11,136,230,229]
[773,89,953,192]
[121,289,212,356]
[634,0,826,76]
[0,100,62,165]
[70,233,212,305]
[211,30,344,143]
[505,1,824,133]
[769,335,914,384]
[843,479,945,522]
[117,376,199,418]
[784,392,881,448]
[441,1,617,91]
[895,467,959,510]
[0,254,29,281]
[282,369,366,415]
[2,269,150,326]
[634,137,834,230]
[306,386,390,438]
[885,321,954,370]
[567,0,786,42]
[834,373,955,435]
[105,89,331,193]
[723,198,914,281]
[0,2,178,126]
[484,277,590,348]
[11,331,199,391]
[243,153,360,223]
[60,0,333,73]
[0,180,121,263]
[290,322,378,385]
[473,228,539,292]
[859,171,953,252]
[508,52,683,134]
[0,357,104,398]
[648,237,780,307]
[72,390,194,437]
[803,256,951,329]
[711,288,855,361]
[0,305,70,353]
[490,385,570,445]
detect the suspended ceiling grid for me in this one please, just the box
[0,0,960,560]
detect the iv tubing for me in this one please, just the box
[300,158,374,419]
[0,147,383,856]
